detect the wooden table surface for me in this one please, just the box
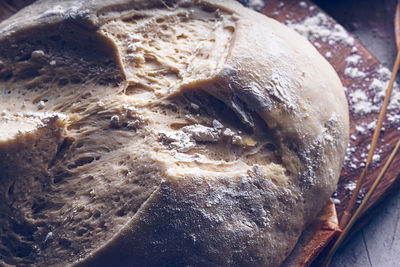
[312,0,400,266]
[258,0,400,264]
[0,1,398,266]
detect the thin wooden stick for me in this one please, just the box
[322,138,400,267]
[0,0,16,12]
[321,1,400,265]
[340,0,400,229]
[339,49,400,229]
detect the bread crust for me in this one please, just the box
[0,1,348,266]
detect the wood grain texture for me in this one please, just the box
[260,0,400,263]
[313,1,400,266]
[332,188,400,267]
[1,0,399,265]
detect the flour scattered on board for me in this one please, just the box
[299,1,307,8]
[343,181,366,203]
[286,12,355,46]
[341,62,400,170]
[283,7,400,120]
[284,6,400,174]
[345,54,361,66]
[344,67,367,79]
[344,181,357,192]
[349,90,377,115]
[244,0,397,202]
[325,51,332,58]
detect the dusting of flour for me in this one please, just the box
[285,9,400,176]
[286,12,354,46]
[243,1,400,202]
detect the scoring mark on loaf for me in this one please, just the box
[0,1,325,266]
[96,6,285,178]
[0,4,242,265]
[100,4,234,96]
[153,88,283,177]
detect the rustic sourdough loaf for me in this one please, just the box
[0,0,349,266]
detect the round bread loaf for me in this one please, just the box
[0,0,349,266]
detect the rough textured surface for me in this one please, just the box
[0,0,349,266]
[317,0,400,266]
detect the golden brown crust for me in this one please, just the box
[0,1,348,266]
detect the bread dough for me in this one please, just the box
[0,0,349,266]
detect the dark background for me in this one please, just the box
[1,0,398,265]
[313,1,399,265]
[314,0,397,67]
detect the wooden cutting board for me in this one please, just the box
[261,0,400,256]
[1,0,399,264]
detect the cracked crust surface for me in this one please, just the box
[0,1,349,266]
